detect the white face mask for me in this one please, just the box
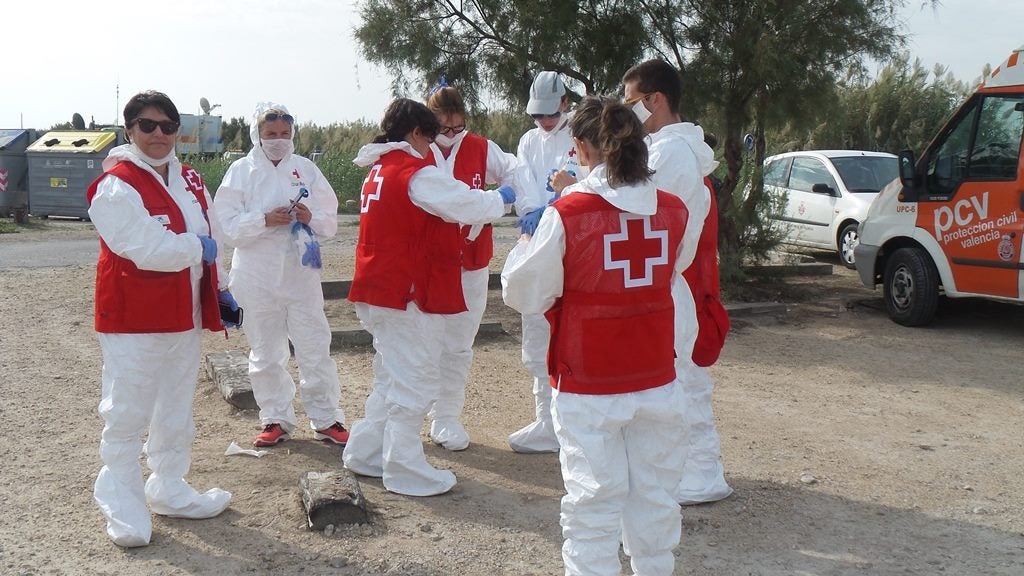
[434,130,466,149]
[631,99,652,125]
[261,138,294,162]
[129,143,175,167]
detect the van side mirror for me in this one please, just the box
[811,183,837,196]
[898,149,917,186]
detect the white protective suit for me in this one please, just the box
[214,102,344,434]
[502,164,690,576]
[425,133,524,451]
[509,115,579,453]
[647,122,733,504]
[90,145,231,547]
[342,141,508,496]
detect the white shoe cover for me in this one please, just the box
[95,466,152,548]
[342,418,385,478]
[676,460,732,505]
[508,419,560,454]
[429,419,470,451]
[146,476,232,519]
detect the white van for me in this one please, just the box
[855,46,1024,325]
[764,150,898,268]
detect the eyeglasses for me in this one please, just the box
[262,112,294,125]
[530,112,561,120]
[623,93,652,106]
[132,118,180,135]
[439,125,466,136]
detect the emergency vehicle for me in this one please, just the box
[855,45,1024,325]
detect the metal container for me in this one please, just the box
[26,130,120,219]
[0,129,35,214]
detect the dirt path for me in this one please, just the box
[0,220,1022,575]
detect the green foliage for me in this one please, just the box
[0,220,17,234]
[220,117,252,151]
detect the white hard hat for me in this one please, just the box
[526,71,565,115]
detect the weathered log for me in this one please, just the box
[205,350,257,410]
[299,470,369,530]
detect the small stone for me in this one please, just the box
[329,557,348,568]
[799,472,818,485]
[324,524,335,536]
[420,523,433,533]
[972,507,987,515]
[962,485,974,491]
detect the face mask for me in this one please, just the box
[631,99,652,125]
[434,130,465,149]
[129,143,175,167]
[262,138,294,162]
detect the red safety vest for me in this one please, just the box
[682,177,730,366]
[448,133,493,270]
[348,149,467,314]
[87,161,222,334]
[546,191,687,395]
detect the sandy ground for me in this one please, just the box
[1,218,1022,576]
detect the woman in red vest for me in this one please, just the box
[87,91,232,547]
[502,96,690,576]
[423,83,524,451]
[342,98,515,496]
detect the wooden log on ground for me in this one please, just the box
[300,470,369,530]
[205,350,257,410]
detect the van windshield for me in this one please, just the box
[831,156,899,193]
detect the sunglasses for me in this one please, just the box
[623,93,652,106]
[263,112,294,124]
[133,118,180,135]
[439,125,466,136]
[530,112,562,120]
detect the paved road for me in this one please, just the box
[0,238,98,269]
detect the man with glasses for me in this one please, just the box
[507,70,580,454]
[622,59,733,505]
[423,82,524,451]
[214,102,349,449]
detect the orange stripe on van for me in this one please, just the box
[1008,52,1019,68]
[991,66,1002,78]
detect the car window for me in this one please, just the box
[831,156,898,192]
[789,157,837,193]
[764,157,791,187]
[969,95,1024,180]
[925,95,1024,194]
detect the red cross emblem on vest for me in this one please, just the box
[360,165,384,213]
[568,147,576,158]
[604,213,669,288]
[292,169,301,180]
[183,168,204,194]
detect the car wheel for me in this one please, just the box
[838,223,859,269]
[882,247,939,326]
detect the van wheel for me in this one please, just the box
[883,247,939,326]
[838,223,859,269]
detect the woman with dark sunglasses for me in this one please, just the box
[86,90,232,547]
[342,98,515,496]
[421,83,525,452]
[214,102,349,449]
[507,70,583,454]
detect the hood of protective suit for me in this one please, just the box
[563,164,658,216]
[655,122,719,177]
[353,141,422,167]
[101,143,182,175]
[248,101,295,165]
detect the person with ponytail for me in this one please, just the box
[502,96,691,576]
[343,98,515,497]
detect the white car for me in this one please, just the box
[763,150,898,267]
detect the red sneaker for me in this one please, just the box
[254,423,289,447]
[314,422,349,446]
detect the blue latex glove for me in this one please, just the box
[545,168,557,192]
[218,290,239,311]
[518,208,544,236]
[497,185,516,204]
[291,222,323,269]
[198,235,217,264]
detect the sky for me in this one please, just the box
[2,0,1021,130]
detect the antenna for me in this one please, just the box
[72,113,85,130]
[199,96,221,115]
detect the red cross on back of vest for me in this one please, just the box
[604,214,669,288]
